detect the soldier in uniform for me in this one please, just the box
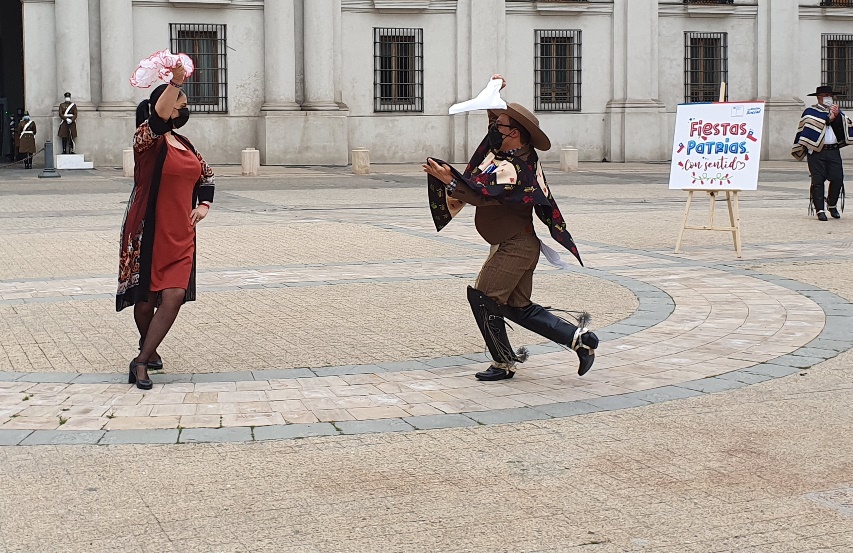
[16,113,37,169]
[58,91,78,154]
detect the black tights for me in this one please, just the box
[133,288,185,379]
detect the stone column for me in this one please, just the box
[260,0,348,165]
[261,0,300,112]
[302,0,339,110]
[54,0,93,107]
[757,0,803,160]
[605,0,665,162]
[451,0,505,163]
[98,0,135,111]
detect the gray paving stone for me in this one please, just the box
[767,355,827,369]
[0,372,26,381]
[581,395,652,412]
[789,347,838,360]
[375,360,434,372]
[100,429,180,445]
[191,371,256,383]
[532,401,605,418]
[404,414,478,430]
[601,323,648,336]
[312,364,384,377]
[20,430,105,446]
[0,430,33,446]
[180,427,253,443]
[71,373,128,384]
[252,368,315,380]
[335,419,414,435]
[715,370,774,384]
[423,356,478,368]
[152,374,194,384]
[254,423,339,441]
[743,363,802,378]
[463,407,550,425]
[16,373,77,383]
[806,338,853,353]
[677,377,748,394]
[621,386,705,404]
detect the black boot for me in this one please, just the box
[828,204,841,219]
[467,287,526,380]
[62,138,68,155]
[502,304,599,376]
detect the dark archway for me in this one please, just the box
[0,0,24,160]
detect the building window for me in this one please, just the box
[820,0,852,6]
[535,30,582,112]
[823,34,853,109]
[170,24,228,113]
[682,0,734,4]
[685,32,728,103]
[373,28,423,113]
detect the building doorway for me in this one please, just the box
[0,0,25,160]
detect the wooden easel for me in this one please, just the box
[674,189,743,258]
[673,82,744,259]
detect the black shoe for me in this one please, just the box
[138,337,164,371]
[574,331,599,376]
[128,360,153,390]
[475,366,515,381]
[828,207,841,219]
[817,211,828,221]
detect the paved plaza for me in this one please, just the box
[0,160,852,551]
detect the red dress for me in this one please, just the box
[150,142,202,292]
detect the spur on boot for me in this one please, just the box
[475,366,515,381]
[128,360,153,390]
[572,328,599,376]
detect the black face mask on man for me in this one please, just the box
[171,107,190,129]
[487,123,513,150]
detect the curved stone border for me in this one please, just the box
[0,264,850,446]
[0,269,673,384]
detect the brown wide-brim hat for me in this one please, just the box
[489,102,551,152]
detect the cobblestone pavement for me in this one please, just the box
[0,161,852,551]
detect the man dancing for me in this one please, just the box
[423,76,598,381]
[792,85,852,221]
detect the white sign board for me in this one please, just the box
[668,102,765,191]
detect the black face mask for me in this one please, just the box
[171,107,190,129]
[487,123,511,150]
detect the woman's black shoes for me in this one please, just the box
[138,337,164,371]
[128,360,153,390]
[475,366,515,381]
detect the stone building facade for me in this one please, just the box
[2,0,852,166]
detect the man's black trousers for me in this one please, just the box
[807,148,845,212]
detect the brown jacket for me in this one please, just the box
[16,120,37,154]
[58,101,78,138]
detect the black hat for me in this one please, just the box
[808,85,838,97]
[64,91,71,97]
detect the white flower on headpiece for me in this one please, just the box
[130,49,195,89]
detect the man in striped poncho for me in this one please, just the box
[792,86,853,221]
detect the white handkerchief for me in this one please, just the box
[449,79,508,115]
[540,242,574,270]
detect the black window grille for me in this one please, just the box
[683,0,734,4]
[685,32,728,102]
[373,28,423,113]
[823,34,853,108]
[820,0,852,6]
[535,30,582,112]
[170,24,228,113]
